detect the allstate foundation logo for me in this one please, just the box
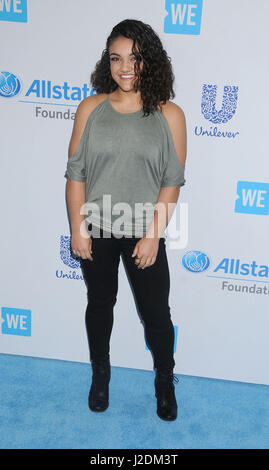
[1,73,94,119]
[235,181,269,215]
[195,84,240,139]
[56,235,84,280]
[1,307,31,336]
[164,0,203,35]
[182,250,269,295]
[0,71,22,98]
[182,250,210,273]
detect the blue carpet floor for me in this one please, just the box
[0,353,269,449]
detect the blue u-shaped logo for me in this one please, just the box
[0,71,22,98]
[201,84,238,124]
[60,236,81,269]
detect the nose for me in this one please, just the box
[119,58,135,73]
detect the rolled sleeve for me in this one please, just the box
[160,120,186,188]
[64,130,87,183]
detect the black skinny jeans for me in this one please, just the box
[79,226,176,373]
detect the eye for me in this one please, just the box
[109,56,138,62]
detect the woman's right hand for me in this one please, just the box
[71,233,93,261]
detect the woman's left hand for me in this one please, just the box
[131,236,160,269]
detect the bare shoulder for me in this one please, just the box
[159,100,186,125]
[159,100,187,167]
[68,94,107,158]
[76,93,108,119]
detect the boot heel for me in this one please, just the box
[154,372,179,421]
[88,360,111,412]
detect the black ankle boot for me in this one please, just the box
[154,370,179,421]
[88,359,111,412]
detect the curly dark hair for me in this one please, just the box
[90,19,175,117]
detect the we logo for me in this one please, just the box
[235,181,269,216]
[0,0,27,22]
[164,0,203,35]
[1,307,31,336]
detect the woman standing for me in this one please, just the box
[64,19,187,421]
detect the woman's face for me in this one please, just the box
[109,36,143,91]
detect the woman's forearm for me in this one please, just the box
[145,186,180,239]
[66,179,87,237]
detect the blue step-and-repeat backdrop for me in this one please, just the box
[1,0,269,385]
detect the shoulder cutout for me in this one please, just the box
[161,101,187,169]
[68,94,107,159]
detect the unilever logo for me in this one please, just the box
[60,235,80,269]
[195,84,240,139]
[0,71,22,98]
[182,250,210,273]
[56,235,84,280]
[201,85,238,124]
